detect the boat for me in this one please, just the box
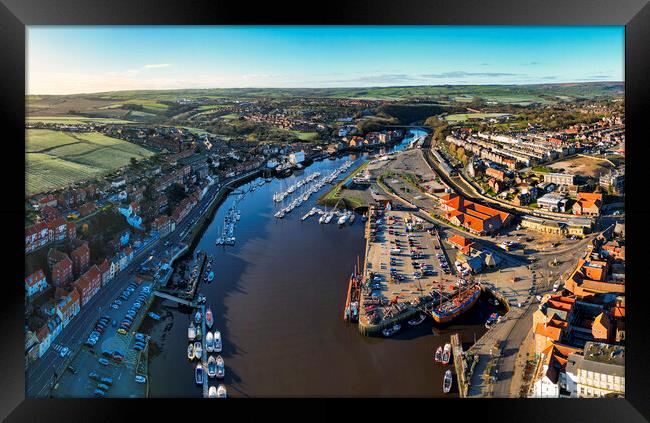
[213,331,222,353]
[215,355,225,379]
[187,343,195,360]
[343,269,361,323]
[488,297,500,306]
[188,322,196,341]
[195,325,202,341]
[207,271,215,283]
[407,313,427,326]
[207,355,217,378]
[442,343,452,364]
[324,212,333,224]
[443,370,453,393]
[217,384,227,398]
[319,214,327,224]
[208,386,217,398]
[382,323,401,337]
[429,284,481,324]
[206,307,214,329]
[194,310,202,324]
[348,213,355,224]
[337,213,348,225]
[434,346,443,363]
[206,331,214,352]
[195,364,204,385]
[194,341,203,360]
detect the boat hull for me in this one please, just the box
[430,287,481,324]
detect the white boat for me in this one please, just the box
[206,307,214,329]
[206,331,214,352]
[213,330,222,353]
[187,343,195,360]
[207,355,217,378]
[208,386,218,398]
[194,341,203,360]
[195,364,204,385]
[442,343,451,364]
[319,214,326,224]
[337,214,348,225]
[324,213,333,224]
[207,271,215,282]
[407,313,427,326]
[348,213,355,223]
[215,355,225,379]
[443,369,453,393]
[188,322,196,341]
[382,323,401,337]
[217,384,227,398]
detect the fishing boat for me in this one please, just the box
[434,346,443,363]
[429,284,481,324]
[207,355,217,378]
[206,307,214,328]
[407,313,427,326]
[382,323,401,337]
[194,341,203,360]
[443,370,453,393]
[188,322,196,341]
[194,310,202,324]
[217,384,227,398]
[187,343,195,360]
[195,364,204,385]
[206,331,214,352]
[208,386,217,398]
[213,331,222,353]
[207,271,215,283]
[215,355,225,379]
[442,343,452,364]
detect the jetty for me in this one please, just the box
[451,333,469,397]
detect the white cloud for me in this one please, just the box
[143,63,171,69]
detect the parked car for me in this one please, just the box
[93,389,106,398]
[88,371,100,381]
[117,328,127,335]
[59,347,69,357]
[98,358,110,366]
[100,377,113,386]
[135,375,146,384]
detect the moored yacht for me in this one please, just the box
[194,310,202,324]
[213,330,222,353]
[208,386,217,398]
[215,355,225,379]
[207,355,217,378]
[195,363,204,385]
[188,322,196,341]
[443,370,453,393]
[206,331,214,353]
[442,343,452,364]
[217,384,227,398]
[187,343,195,360]
[194,341,203,360]
[206,307,214,328]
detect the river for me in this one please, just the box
[145,129,500,397]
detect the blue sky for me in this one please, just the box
[27,26,624,94]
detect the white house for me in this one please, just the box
[25,270,48,298]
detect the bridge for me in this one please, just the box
[153,291,200,308]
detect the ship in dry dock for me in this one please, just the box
[428,283,481,324]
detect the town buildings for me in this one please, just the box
[25,270,48,298]
[439,193,512,235]
[544,173,576,186]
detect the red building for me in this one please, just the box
[71,242,90,278]
[74,265,102,307]
[48,250,73,288]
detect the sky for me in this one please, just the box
[27,26,624,95]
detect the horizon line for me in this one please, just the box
[26,80,625,97]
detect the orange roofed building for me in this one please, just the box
[564,251,625,298]
[572,192,602,216]
[447,234,476,254]
[439,194,512,235]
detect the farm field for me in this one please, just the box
[27,116,133,124]
[444,112,511,122]
[26,129,154,196]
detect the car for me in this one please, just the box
[135,375,147,384]
[100,377,113,385]
[97,383,111,391]
[117,328,127,335]
[134,344,144,351]
[111,304,119,309]
[59,347,69,357]
[93,389,106,398]
[98,358,110,366]
[135,333,145,341]
[88,371,100,381]
[67,366,78,374]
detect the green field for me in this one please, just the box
[26,129,155,196]
[27,116,133,124]
[290,130,319,141]
[111,99,169,111]
[219,113,240,121]
[445,113,511,123]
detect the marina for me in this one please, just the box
[146,130,498,397]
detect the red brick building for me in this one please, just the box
[74,265,102,307]
[47,250,73,287]
[71,242,90,278]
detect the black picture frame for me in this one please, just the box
[1,0,648,421]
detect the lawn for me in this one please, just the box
[290,130,319,141]
[25,129,155,196]
[26,116,133,124]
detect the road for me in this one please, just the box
[26,168,261,397]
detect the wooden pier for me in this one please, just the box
[451,333,469,397]
[200,303,208,398]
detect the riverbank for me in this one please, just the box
[317,161,370,210]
